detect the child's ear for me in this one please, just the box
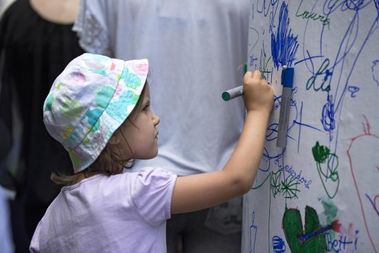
[108,134,121,145]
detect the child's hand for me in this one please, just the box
[243,70,273,114]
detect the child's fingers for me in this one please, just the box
[261,79,269,86]
[252,70,261,80]
[244,70,261,85]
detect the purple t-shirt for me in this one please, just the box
[30,167,177,253]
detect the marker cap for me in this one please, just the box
[222,92,232,101]
[281,68,294,88]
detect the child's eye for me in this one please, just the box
[143,104,150,111]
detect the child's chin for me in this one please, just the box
[150,150,158,158]
[141,150,158,159]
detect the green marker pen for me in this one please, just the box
[222,86,243,101]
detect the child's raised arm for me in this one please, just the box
[171,70,274,214]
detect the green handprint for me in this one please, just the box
[282,206,327,253]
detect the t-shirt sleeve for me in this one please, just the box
[131,168,177,226]
[29,222,41,253]
[73,0,112,56]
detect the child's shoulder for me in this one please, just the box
[123,167,176,181]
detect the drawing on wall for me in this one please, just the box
[242,1,379,252]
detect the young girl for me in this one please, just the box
[30,53,273,253]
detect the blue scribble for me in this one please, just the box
[348,86,360,97]
[271,2,299,69]
[323,0,372,15]
[365,193,379,216]
[249,212,258,253]
[294,55,324,65]
[372,60,379,86]
[272,235,286,253]
[256,0,280,17]
[293,101,323,152]
[321,94,336,132]
[250,55,258,67]
[375,0,379,17]
[305,57,332,92]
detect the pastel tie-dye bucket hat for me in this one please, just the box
[43,53,149,173]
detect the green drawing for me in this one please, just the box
[269,169,300,199]
[312,141,330,163]
[271,170,282,198]
[259,56,272,80]
[282,206,327,253]
[281,174,300,199]
[312,141,340,198]
[320,198,338,224]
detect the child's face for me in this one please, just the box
[121,84,160,159]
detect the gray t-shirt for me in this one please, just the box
[73,0,249,176]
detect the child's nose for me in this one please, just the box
[152,113,160,125]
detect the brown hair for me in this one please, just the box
[51,85,147,185]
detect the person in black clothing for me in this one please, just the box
[0,0,83,251]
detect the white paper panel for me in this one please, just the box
[242,1,379,252]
